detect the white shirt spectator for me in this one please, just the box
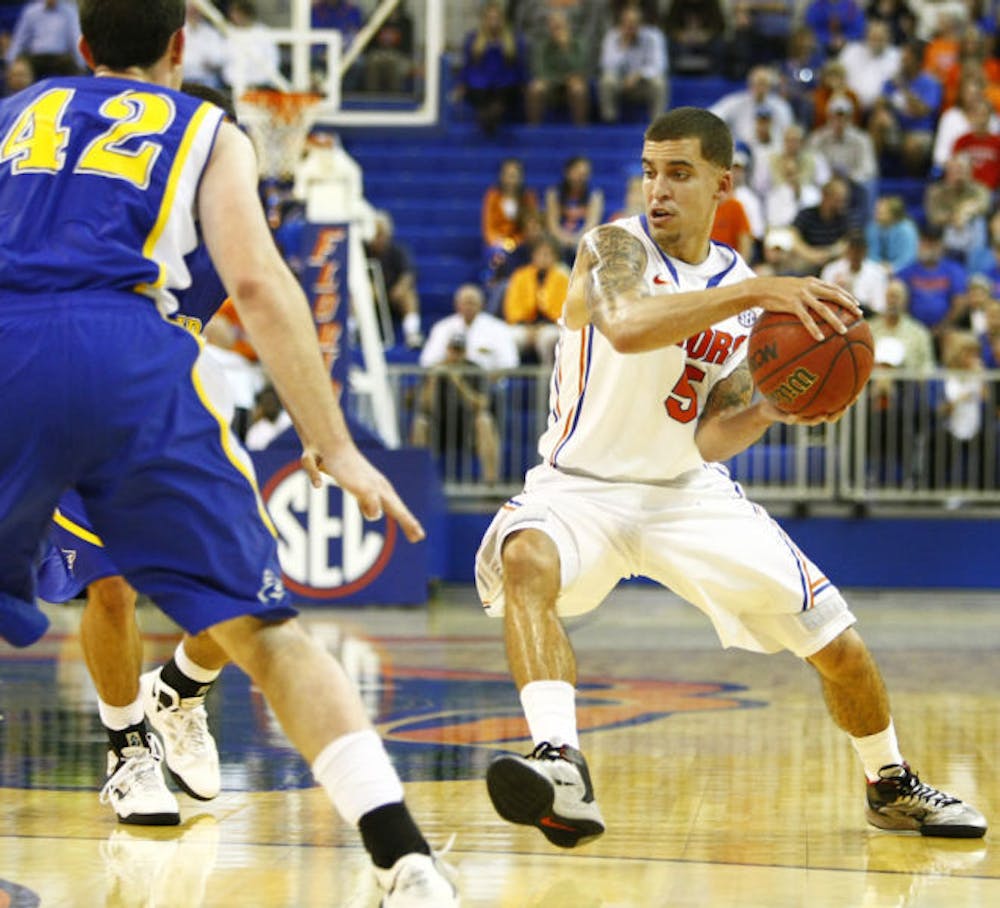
[806,121,878,184]
[820,255,889,314]
[735,185,766,241]
[944,375,984,440]
[6,0,83,67]
[185,12,229,89]
[766,181,821,229]
[931,105,1000,173]
[600,23,667,83]
[245,409,293,451]
[710,92,793,148]
[420,312,519,372]
[224,22,282,92]
[838,36,901,110]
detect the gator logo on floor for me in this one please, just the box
[379,667,759,745]
[370,667,763,782]
[0,880,41,908]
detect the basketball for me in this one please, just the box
[747,303,874,418]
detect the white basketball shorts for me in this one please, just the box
[475,463,856,658]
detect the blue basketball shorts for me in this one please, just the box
[0,295,295,647]
[35,489,118,603]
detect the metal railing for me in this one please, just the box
[375,364,1000,505]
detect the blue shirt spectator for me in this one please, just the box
[896,228,968,331]
[865,196,918,273]
[804,0,866,54]
[457,1,527,135]
[460,15,527,92]
[6,0,83,70]
[311,0,364,50]
[881,46,942,133]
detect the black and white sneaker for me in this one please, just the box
[486,742,605,848]
[141,668,220,801]
[866,764,987,838]
[100,734,180,826]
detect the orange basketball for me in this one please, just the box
[747,303,874,418]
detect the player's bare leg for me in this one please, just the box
[81,576,143,710]
[82,577,179,825]
[806,627,890,738]
[486,529,605,847]
[179,630,228,673]
[808,627,986,837]
[500,530,573,687]
[474,411,500,486]
[207,614,457,902]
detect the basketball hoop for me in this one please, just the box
[237,89,325,183]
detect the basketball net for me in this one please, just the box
[237,89,324,183]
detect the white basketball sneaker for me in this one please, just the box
[866,764,987,838]
[141,668,221,801]
[100,734,180,826]
[374,852,460,907]
[486,742,605,848]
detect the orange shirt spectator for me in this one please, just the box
[481,157,537,251]
[923,35,959,91]
[503,254,568,325]
[711,195,753,261]
[502,235,568,364]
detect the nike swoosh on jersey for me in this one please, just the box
[653,274,671,285]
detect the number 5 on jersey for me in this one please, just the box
[664,364,706,423]
[0,88,175,189]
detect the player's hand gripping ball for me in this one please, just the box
[747,302,874,419]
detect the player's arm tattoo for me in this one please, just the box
[700,361,755,423]
[581,225,648,332]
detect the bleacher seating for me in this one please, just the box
[338,76,931,327]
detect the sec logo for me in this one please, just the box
[262,462,397,599]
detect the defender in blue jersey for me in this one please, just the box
[35,83,240,824]
[0,2,457,902]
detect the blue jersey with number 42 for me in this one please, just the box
[0,75,224,313]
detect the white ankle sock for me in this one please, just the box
[850,720,904,782]
[519,680,579,749]
[175,641,221,684]
[312,729,405,826]
[98,696,145,731]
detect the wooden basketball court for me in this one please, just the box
[1,586,997,906]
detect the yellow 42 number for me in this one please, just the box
[0,88,175,189]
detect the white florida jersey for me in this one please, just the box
[537,215,759,483]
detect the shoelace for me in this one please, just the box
[526,741,565,761]
[99,734,166,804]
[894,772,960,808]
[158,699,210,756]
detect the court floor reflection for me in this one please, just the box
[0,586,997,906]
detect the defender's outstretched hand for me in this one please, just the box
[301,447,426,543]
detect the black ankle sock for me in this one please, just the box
[107,722,148,760]
[159,657,213,700]
[358,802,431,870]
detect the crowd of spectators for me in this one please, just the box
[3,0,999,488]
[441,3,1000,370]
[1,1,417,99]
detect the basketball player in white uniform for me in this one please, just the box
[476,108,986,847]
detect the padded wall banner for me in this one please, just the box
[302,222,350,395]
[250,438,435,605]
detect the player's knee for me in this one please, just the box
[807,626,867,677]
[501,530,560,590]
[86,575,137,618]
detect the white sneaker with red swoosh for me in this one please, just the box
[486,742,605,848]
